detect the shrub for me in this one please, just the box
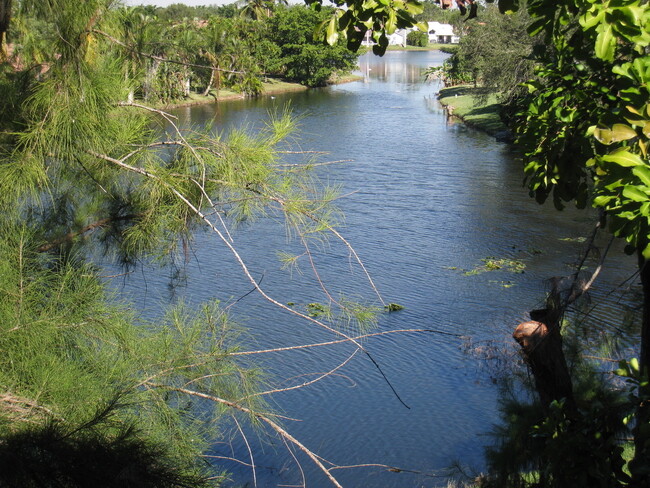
[406,30,428,47]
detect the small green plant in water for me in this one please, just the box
[306,302,327,317]
[461,257,526,276]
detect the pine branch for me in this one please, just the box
[143,382,345,488]
[36,214,140,252]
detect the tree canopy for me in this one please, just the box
[0,1,384,485]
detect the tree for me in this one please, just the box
[449,4,538,105]
[482,0,650,484]
[0,1,389,485]
[267,6,358,87]
[406,29,428,46]
[414,0,463,24]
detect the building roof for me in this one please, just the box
[427,21,455,37]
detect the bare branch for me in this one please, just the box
[201,454,255,468]
[116,101,178,119]
[143,382,344,488]
[245,349,359,398]
[233,415,257,488]
[230,328,462,356]
[89,148,409,408]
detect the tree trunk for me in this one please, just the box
[202,68,214,97]
[513,309,576,414]
[0,0,12,61]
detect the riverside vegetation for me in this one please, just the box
[2,0,650,487]
[432,1,650,487]
[0,0,401,486]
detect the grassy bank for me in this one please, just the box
[437,85,508,135]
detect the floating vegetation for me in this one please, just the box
[384,303,404,312]
[306,302,328,317]
[462,257,526,276]
[559,236,587,243]
[489,280,516,288]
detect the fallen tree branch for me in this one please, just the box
[143,382,344,488]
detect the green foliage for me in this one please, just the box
[308,0,426,55]
[485,344,635,488]
[0,222,267,484]
[0,2,381,486]
[515,0,650,256]
[0,420,213,487]
[426,58,474,86]
[502,0,650,481]
[434,4,538,106]
[414,0,463,24]
[530,399,630,487]
[384,302,404,312]
[268,6,359,87]
[461,257,525,276]
[406,29,428,47]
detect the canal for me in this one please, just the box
[112,50,639,487]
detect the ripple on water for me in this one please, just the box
[105,51,640,487]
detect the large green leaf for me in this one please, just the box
[580,9,605,30]
[326,15,339,45]
[633,165,650,187]
[642,241,650,260]
[623,185,650,202]
[593,195,616,207]
[602,149,644,167]
[595,24,615,61]
[593,123,637,144]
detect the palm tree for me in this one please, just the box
[238,0,287,20]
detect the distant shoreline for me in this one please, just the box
[159,73,364,110]
[159,47,454,110]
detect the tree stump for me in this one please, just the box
[513,314,576,413]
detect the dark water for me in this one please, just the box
[111,51,639,487]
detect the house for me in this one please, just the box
[387,28,412,46]
[362,22,459,47]
[427,22,459,44]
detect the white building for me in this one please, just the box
[427,22,459,44]
[387,28,411,46]
[363,22,459,47]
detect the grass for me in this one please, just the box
[437,85,508,135]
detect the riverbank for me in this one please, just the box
[437,85,511,138]
[161,74,363,110]
[387,43,458,53]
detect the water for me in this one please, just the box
[109,51,639,487]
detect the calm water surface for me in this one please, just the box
[112,51,639,487]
